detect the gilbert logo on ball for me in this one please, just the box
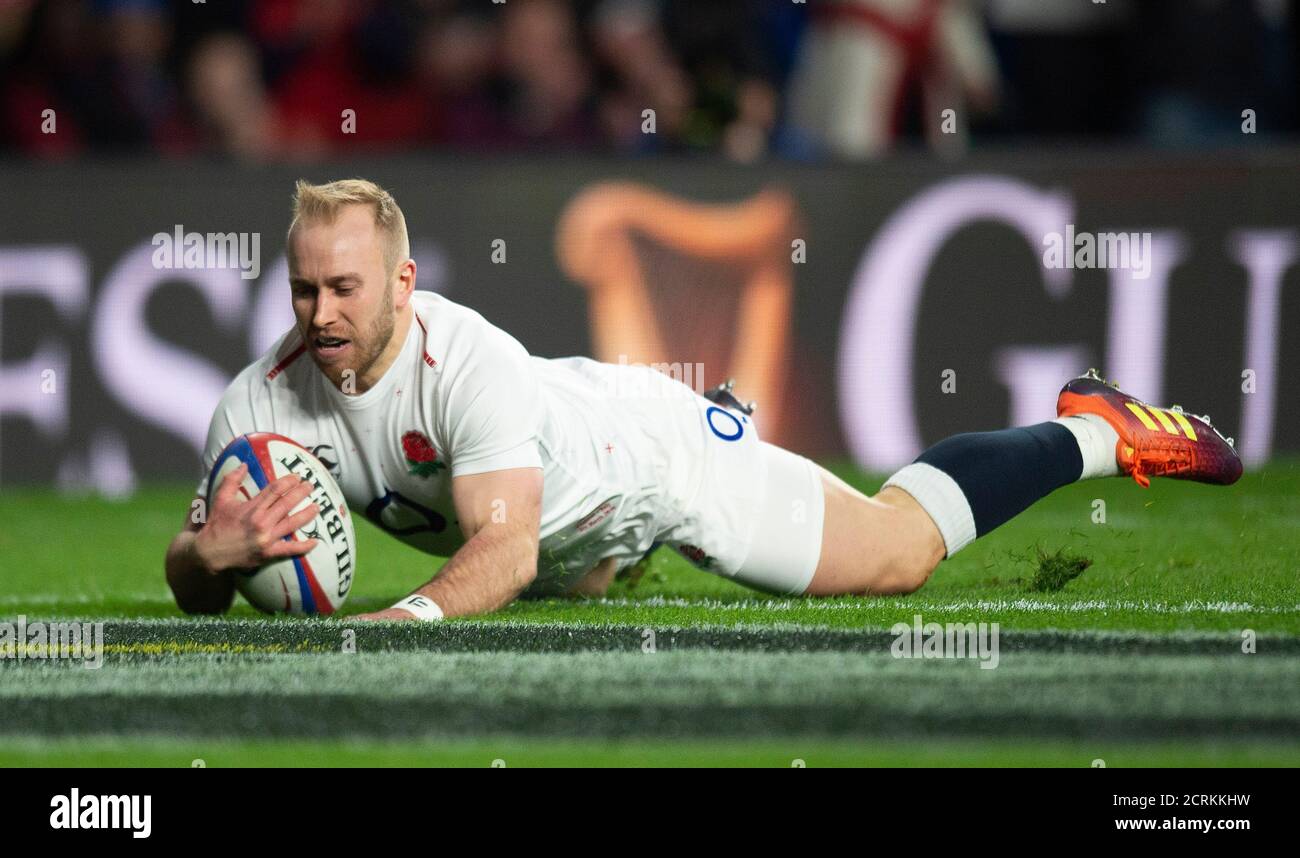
[207,433,356,614]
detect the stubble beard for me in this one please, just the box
[354,287,396,384]
[310,286,396,391]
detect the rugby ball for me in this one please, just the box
[207,433,356,615]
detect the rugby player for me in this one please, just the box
[164,179,1242,620]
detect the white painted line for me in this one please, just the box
[590,597,1299,615]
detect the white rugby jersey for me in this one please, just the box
[198,290,708,593]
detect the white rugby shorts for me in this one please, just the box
[659,399,826,595]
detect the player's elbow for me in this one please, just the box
[510,534,539,592]
[175,593,232,616]
[166,569,235,615]
[515,568,537,594]
[165,540,235,615]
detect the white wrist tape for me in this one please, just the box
[390,594,444,621]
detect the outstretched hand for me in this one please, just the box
[193,463,320,574]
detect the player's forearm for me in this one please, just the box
[165,530,235,615]
[409,525,538,618]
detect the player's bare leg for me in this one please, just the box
[805,369,1242,597]
[806,470,945,596]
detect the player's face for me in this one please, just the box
[288,206,398,387]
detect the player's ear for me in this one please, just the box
[394,258,416,308]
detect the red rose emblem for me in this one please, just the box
[401,430,445,477]
[402,431,436,463]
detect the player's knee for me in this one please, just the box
[809,483,944,597]
[861,490,945,595]
[865,518,942,596]
[870,547,938,595]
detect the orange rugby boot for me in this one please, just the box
[1056,368,1243,488]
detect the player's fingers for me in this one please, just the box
[213,463,248,506]
[269,503,319,540]
[262,536,318,559]
[248,474,303,514]
[262,478,314,523]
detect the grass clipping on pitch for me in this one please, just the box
[1023,546,1094,593]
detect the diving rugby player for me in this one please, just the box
[165,179,1242,620]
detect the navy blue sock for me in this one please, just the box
[914,422,1083,538]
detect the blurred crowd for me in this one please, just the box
[0,0,1295,162]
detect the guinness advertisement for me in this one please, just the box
[2,150,1297,490]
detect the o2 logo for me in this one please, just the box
[365,489,447,537]
[706,406,747,442]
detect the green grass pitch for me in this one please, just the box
[2,460,1298,767]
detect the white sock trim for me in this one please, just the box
[1053,414,1120,480]
[882,462,977,558]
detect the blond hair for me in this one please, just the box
[289,178,411,275]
